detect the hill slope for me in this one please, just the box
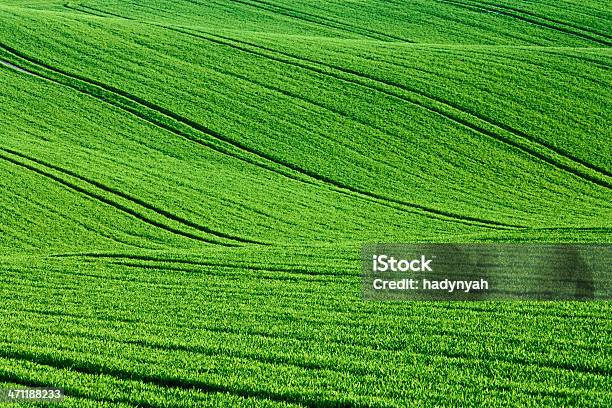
[0,1,611,406]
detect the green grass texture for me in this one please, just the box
[0,1,610,406]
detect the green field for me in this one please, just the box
[0,0,611,406]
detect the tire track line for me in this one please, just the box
[6,287,612,340]
[31,263,350,286]
[10,318,610,387]
[0,371,149,408]
[438,0,612,47]
[4,319,610,388]
[3,41,520,230]
[2,184,151,250]
[220,0,410,42]
[194,63,409,172]
[74,2,423,173]
[47,252,356,277]
[433,47,610,88]
[0,59,36,76]
[0,349,352,408]
[357,48,612,178]
[6,287,611,327]
[176,28,612,188]
[6,322,373,379]
[68,2,136,20]
[538,49,612,70]
[0,41,317,189]
[469,0,612,42]
[384,0,545,46]
[0,147,265,245]
[0,148,244,246]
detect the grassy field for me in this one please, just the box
[0,1,610,406]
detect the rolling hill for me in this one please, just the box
[0,1,611,406]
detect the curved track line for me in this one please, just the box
[0,43,328,188]
[468,0,612,42]
[0,370,148,408]
[178,28,612,189]
[1,148,266,245]
[71,2,422,172]
[202,63,409,173]
[0,59,35,76]
[4,315,610,383]
[3,184,152,250]
[433,47,610,88]
[0,349,348,408]
[384,0,545,46]
[1,44,521,230]
[48,252,354,277]
[64,5,611,214]
[438,0,612,47]
[220,0,409,42]
[70,3,135,20]
[537,49,612,70]
[0,149,245,246]
[11,324,365,379]
[357,48,612,177]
